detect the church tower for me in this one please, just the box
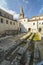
[19,7,24,19]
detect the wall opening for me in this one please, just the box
[28,28,31,32]
[38,28,41,32]
[20,28,21,32]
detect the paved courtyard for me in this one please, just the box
[0,33,25,50]
[38,37,43,60]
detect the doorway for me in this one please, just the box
[28,28,31,32]
[38,28,41,32]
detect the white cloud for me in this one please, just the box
[0,0,19,19]
[23,0,28,4]
[39,5,43,14]
[7,10,19,19]
[0,0,8,9]
[25,1,28,4]
[13,14,19,19]
[38,0,43,2]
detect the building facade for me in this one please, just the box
[19,7,43,35]
[0,8,43,35]
[0,9,19,35]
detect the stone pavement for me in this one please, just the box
[0,33,26,51]
[38,37,43,60]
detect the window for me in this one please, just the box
[24,20,25,21]
[6,20,8,24]
[0,12,2,16]
[20,28,21,32]
[1,18,3,23]
[20,14,22,16]
[13,22,15,25]
[33,23,35,25]
[10,21,12,25]
[38,28,41,32]
[28,28,31,31]
[42,22,43,24]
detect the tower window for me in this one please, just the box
[1,18,3,23]
[6,20,8,24]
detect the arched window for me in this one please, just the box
[28,28,31,31]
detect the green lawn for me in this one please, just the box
[33,33,41,41]
[20,43,26,47]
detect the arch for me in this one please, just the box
[38,28,41,32]
[20,28,21,32]
[28,28,31,31]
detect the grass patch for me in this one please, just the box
[28,43,34,52]
[20,43,26,47]
[33,33,41,41]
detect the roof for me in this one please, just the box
[0,9,13,16]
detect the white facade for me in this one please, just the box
[38,19,43,35]
[19,18,38,32]
[19,16,43,34]
[19,18,29,32]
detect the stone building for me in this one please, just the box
[0,9,19,35]
[19,7,43,35]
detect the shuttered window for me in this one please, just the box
[1,18,3,23]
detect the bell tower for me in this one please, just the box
[19,7,24,19]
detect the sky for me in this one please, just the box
[0,0,43,19]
